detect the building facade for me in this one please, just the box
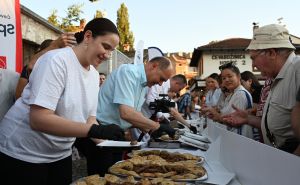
[167,52,197,81]
[21,5,63,66]
[189,33,300,90]
[190,38,258,79]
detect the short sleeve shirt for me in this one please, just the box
[261,53,300,147]
[220,85,257,140]
[97,64,147,130]
[0,47,99,163]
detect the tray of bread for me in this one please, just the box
[72,173,187,185]
[109,154,207,182]
[130,150,204,164]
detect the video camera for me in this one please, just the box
[149,94,175,113]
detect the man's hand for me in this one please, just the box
[51,32,77,48]
[88,124,125,141]
[150,121,160,131]
[202,107,221,122]
[222,105,249,126]
[27,33,77,71]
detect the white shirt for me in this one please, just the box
[219,85,256,139]
[141,79,171,118]
[0,68,19,121]
[132,80,171,141]
[205,88,222,107]
[0,47,99,163]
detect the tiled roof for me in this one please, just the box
[197,38,251,50]
[190,38,251,67]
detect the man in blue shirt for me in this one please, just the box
[85,56,174,175]
[97,56,173,131]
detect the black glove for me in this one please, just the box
[151,123,175,139]
[88,124,125,141]
[190,125,198,134]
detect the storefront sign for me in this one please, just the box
[212,54,246,66]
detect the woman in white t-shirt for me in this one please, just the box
[0,18,124,185]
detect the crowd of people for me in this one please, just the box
[0,17,299,185]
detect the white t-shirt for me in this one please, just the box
[205,88,222,107]
[0,68,19,121]
[219,85,256,139]
[0,47,99,163]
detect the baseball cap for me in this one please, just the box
[246,24,295,50]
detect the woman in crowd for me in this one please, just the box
[241,71,262,114]
[204,73,222,107]
[0,18,124,185]
[202,62,259,140]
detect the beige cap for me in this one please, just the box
[246,24,295,50]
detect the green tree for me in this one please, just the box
[47,9,60,28]
[94,10,105,18]
[61,3,84,31]
[116,3,134,52]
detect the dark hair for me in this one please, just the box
[99,72,106,76]
[36,39,53,53]
[241,71,260,88]
[219,62,240,76]
[149,56,172,70]
[208,73,220,84]
[74,18,119,43]
[172,74,187,85]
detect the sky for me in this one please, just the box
[20,0,300,53]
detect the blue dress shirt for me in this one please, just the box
[97,64,147,130]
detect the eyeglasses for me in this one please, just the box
[250,50,265,61]
[219,62,235,71]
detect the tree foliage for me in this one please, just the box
[47,9,60,27]
[116,3,134,52]
[47,3,84,32]
[61,4,84,29]
[94,10,105,18]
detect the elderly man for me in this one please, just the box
[292,88,300,155]
[82,56,174,175]
[223,24,300,155]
